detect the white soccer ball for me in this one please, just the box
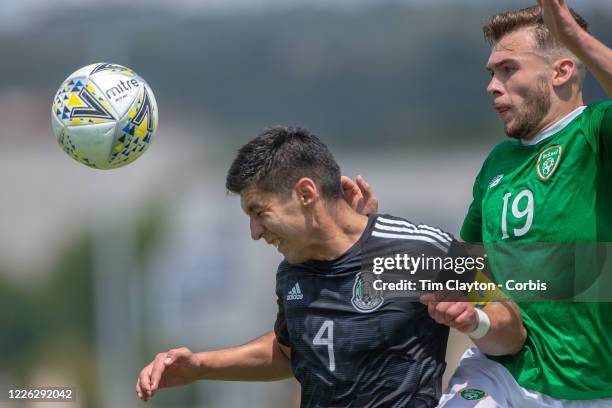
[51,63,158,169]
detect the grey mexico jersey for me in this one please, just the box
[275,214,464,408]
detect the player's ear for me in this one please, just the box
[294,178,318,206]
[552,58,576,88]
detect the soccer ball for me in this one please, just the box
[51,63,158,169]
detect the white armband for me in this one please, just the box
[468,308,491,340]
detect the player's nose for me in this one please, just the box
[486,76,504,97]
[250,217,265,241]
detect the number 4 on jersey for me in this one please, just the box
[313,320,335,372]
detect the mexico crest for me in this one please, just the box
[351,271,384,313]
[536,145,562,181]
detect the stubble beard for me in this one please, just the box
[504,76,551,140]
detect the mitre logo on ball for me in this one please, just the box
[51,62,158,170]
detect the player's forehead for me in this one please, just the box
[486,28,540,68]
[239,186,275,213]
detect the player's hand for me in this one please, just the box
[537,0,582,43]
[420,292,479,334]
[136,347,201,402]
[341,175,378,215]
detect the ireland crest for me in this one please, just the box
[536,145,562,181]
[351,271,384,313]
[459,388,488,401]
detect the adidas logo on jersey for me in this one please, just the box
[286,282,304,300]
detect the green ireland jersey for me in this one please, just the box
[461,101,612,400]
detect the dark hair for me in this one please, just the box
[483,6,588,47]
[226,126,343,199]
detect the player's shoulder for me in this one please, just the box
[370,213,455,254]
[475,139,522,183]
[584,100,612,114]
[485,139,519,161]
[277,260,291,272]
[577,100,612,124]
[275,260,300,289]
[277,259,300,276]
[372,213,454,242]
[575,101,612,150]
[276,258,313,279]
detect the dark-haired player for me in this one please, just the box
[135,126,517,407]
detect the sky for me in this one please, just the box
[1,0,610,32]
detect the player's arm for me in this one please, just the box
[420,294,526,356]
[421,240,526,356]
[539,0,612,96]
[473,301,526,355]
[136,331,292,401]
[192,331,292,381]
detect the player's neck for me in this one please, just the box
[522,95,584,142]
[308,201,369,261]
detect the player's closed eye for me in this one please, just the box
[503,66,516,75]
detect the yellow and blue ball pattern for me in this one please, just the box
[109,85,157,167]
[51,62,157,169]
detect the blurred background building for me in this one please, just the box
[0,0,610,407]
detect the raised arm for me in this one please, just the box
[538,0,612,96]
[136,331,292,401]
